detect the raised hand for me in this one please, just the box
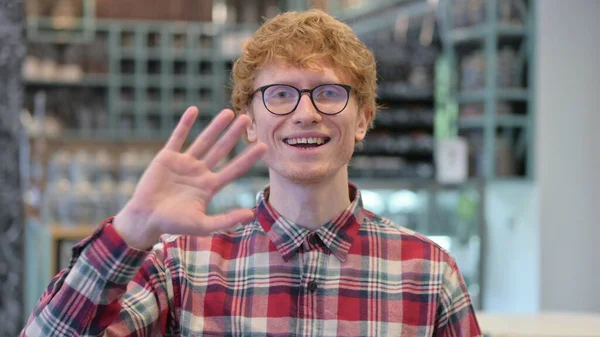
[113,107,267,250]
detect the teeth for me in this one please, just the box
[285,137,328,145]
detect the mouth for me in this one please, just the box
[283,136,331,149]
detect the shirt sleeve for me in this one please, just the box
[20,218,173,337]
[434,259,483,337]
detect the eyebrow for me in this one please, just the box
[272,80,344,88]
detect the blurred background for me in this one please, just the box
[0,0,598,335]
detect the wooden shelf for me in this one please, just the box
[458,115,528,129]
[45,224,97,279]
[48,224,96,240]
[24,74,110,87]
[449,24,526,44]
[456,88,529,104]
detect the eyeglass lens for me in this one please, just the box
[262,84,349,115]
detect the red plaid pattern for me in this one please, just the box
[21,184,481,336]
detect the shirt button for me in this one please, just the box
[308,280,318,292]
[309,235,320,245]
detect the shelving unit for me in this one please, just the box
[349,2,440,180]
[448,23,526,43]
[26,0,97,44]
[24,19,259,141]
[103,20,233,138]
[439,0,535,179]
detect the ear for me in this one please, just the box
[354,106,373,142]
[246,111,257,142]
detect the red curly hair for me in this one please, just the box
[231,9,378,128]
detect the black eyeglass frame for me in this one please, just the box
[251,83,353,116]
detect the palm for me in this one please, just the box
[114,107,266,249]
[135,151,213,233]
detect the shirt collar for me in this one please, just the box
[255,183,365,262]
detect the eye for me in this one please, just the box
[314,85,346,100]
[274,90,292,98]
[264,85,297,101]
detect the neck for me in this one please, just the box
[268,167,351,231]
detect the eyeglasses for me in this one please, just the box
[252,83,353,115]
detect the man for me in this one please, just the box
[22,9,481,337]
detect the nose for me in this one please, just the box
[291,93,322,125]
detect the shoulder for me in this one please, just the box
[362,209,459,268]
[154,220,265,262]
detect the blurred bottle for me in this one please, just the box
[23,42,41,81]
[461,51,485,90]
[496,136,515,176]
[51,0,80,29]
[59,45,84,82]
[94,149,113,182]
[499,0,523,25]
[70,149,93,183]
[464,130,485,177]
[119,149,148,182]
[116,178,137,211]
[466,0,485,26]
[38,43,58,81]
[121,31,134,48]
[139,150,154,170]
[453,0,469,28]
[44,178,72,225]
[85,34,109,74]
[95,176,118,222]
[47,150,71,183]
[68,180,98,225]
[497,47,518,88]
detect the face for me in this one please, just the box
[246,60,372,184]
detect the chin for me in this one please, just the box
[285,171,329,185]
[270,164,336,185]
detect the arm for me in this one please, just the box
[105,231,174,336]
[20,107,266,336]
[21,220,151,336]
[433,259,482,337]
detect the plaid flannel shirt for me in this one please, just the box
[22,184,481,336]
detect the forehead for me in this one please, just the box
[254,59,351,88]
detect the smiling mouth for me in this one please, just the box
[283,137,331,149]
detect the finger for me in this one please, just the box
[186,109,236,159]
[202,114,252,169]
[214,142,267,190]
[200,209,257,233]
[165,107,198,152]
